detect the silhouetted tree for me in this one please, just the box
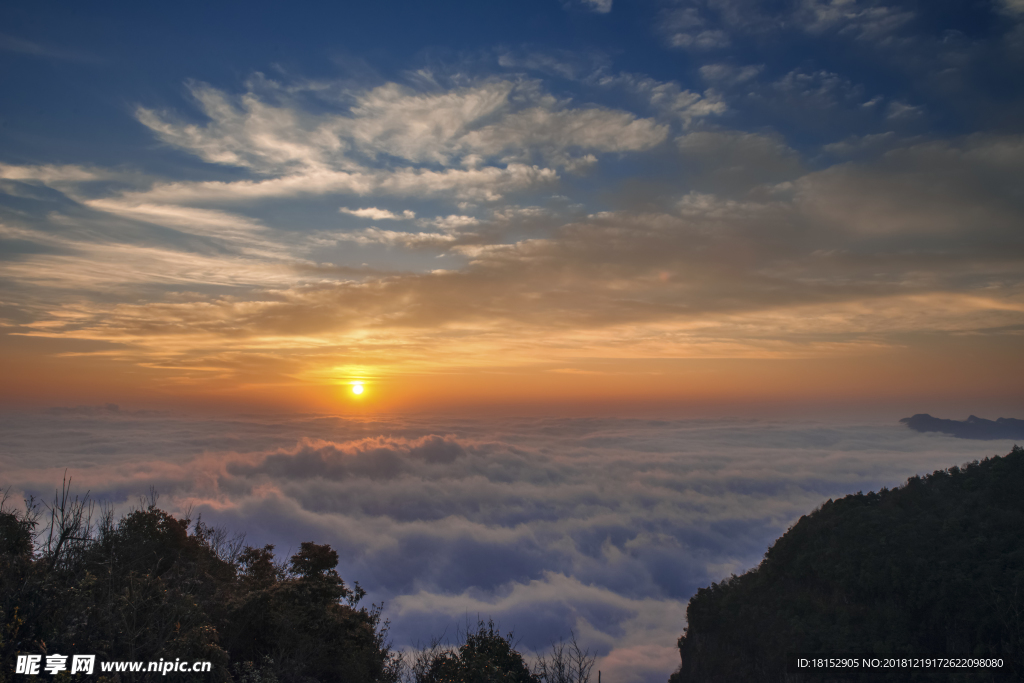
[535,631,595,683]
[413,620,538,683]
[0,483,401,683]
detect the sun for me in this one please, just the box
[351,382,364,395]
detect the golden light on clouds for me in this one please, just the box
[1,73,1022,417]
[3,284,1024,415]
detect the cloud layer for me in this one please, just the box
[1,411,1016,681]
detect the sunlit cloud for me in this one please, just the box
[137,76,667,174]
[5,127,1024,399]
[340,206,416,220]
[331,228,459,248]
[2,19,1023,415]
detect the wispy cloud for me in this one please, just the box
[793,0,914,43]
[136,76,666,176]
[0,162,120,184]
[579,0,613,14]
[698,63,764,85]
[5,132,1024,392]
[330,228,458,248]
[999,0,1024,15]
[0,34,102,63]
[656,0,914,51]
[340,206,416,220]
[659,8,731,50]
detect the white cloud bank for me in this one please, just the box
[1,411,1015,683]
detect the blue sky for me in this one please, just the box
[3,0,1019,162]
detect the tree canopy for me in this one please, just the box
[0,490,400,683]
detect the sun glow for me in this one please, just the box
[351,382,364,395]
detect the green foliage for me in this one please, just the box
[0,486,401,683]
[671,445,1024,683]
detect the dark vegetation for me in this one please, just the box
[0,483,596,682]
[408,620,595,683]
[901,414,1024,440]
[0,484,399,682]
[671,446,1024,682]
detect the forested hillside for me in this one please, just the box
[0,491,400,682]
[671,446,1024,683]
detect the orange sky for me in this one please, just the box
[2,51,1024,420]
[4,320,1022,418]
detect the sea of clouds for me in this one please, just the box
[2,408,1016,682]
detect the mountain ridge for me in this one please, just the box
[669,445,1024,682]
[900,413,1024,440]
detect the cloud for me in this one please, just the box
[497,50,610,81]
[0,34,102,63]
[1,240,302,291]
[340,207,416,220]
[698,63,764,86]
[227,434,467,480]
[592,72,726,126]
[769,68,866,111]
[330,227,459,248]
[792,0,914,42]
[657,0,914,51]
[792,135,1024,238]
[821,131,900,157]
[675,130,803,190]
[580,0,613,14]
[659,8,731,50]
[495,55,726,128]
[457,106,668,160]
[999,0,1024,15]
[2,411,1015,682]
[83,200,284,256]
[8,134,1024,378]
[886,100,923,120]
[136,76,665,176]
[0,163,121,184]
[419,214,481,231]
[105,164,557,204]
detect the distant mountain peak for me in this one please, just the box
[901,413,1024,440]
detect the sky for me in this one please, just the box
[2,0,1023,416]
[2,2,1024,681]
